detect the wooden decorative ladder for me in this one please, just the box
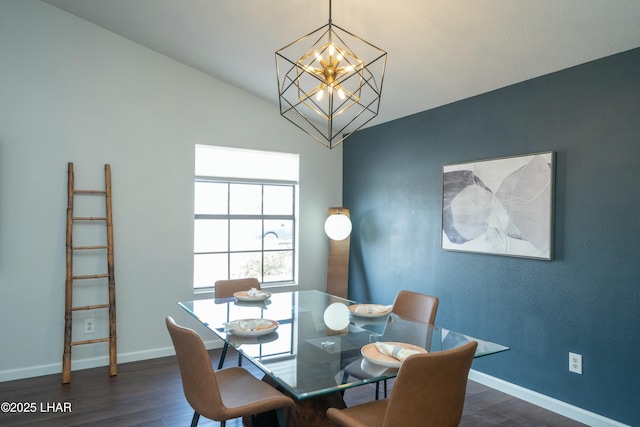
[62,162,117,384]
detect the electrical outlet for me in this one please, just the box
[84,319,95,334]
[569,352,582,374]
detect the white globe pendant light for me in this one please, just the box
[325,212,352,240]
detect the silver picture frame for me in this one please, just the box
[442,151,555,260]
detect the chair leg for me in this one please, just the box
[190,411,200,427]
[238,351,243,366]
[276,408,286,427]
[383,379,388,398]
[375,382,380,400]
[218,342,229,369]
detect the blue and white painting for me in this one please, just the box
[442,152,554,260]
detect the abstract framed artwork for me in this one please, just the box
[442,151,555,260]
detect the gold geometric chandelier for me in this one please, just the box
[275,0,387,149]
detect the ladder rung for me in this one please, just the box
[72,304,110,311]
[72,217,107,221]
[72,274,110,280]
[71,337,111,346]
[73,245,109,250]
[74,190,107,195]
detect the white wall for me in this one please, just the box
[0,0,343,381]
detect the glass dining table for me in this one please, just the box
[178,290,509,403]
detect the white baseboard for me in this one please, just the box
[469,370,630,427]
[0,340,223,383]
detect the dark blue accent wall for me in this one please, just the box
[343,47,640,425]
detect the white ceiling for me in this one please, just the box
[43,0,640,129]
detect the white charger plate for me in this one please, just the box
[234,290,272,302]
[227,319,279,337]
[361,342,427,368]
[349,304,392,318]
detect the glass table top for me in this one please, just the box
[179,290,509,400]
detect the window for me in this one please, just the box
[194,145,299,290]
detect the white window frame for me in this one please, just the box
[194,145,299,292]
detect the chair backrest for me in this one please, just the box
[214,278,261,299]
[165,316,227,420]
[381,340,478,427]
[392,290,439,325]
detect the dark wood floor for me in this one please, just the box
[0,348,586,427]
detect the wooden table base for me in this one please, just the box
[245,376,347,426]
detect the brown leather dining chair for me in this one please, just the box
[165,316,294,427]
[328,340,478,427]
[214,277,261,369]
[342,290,439,399]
